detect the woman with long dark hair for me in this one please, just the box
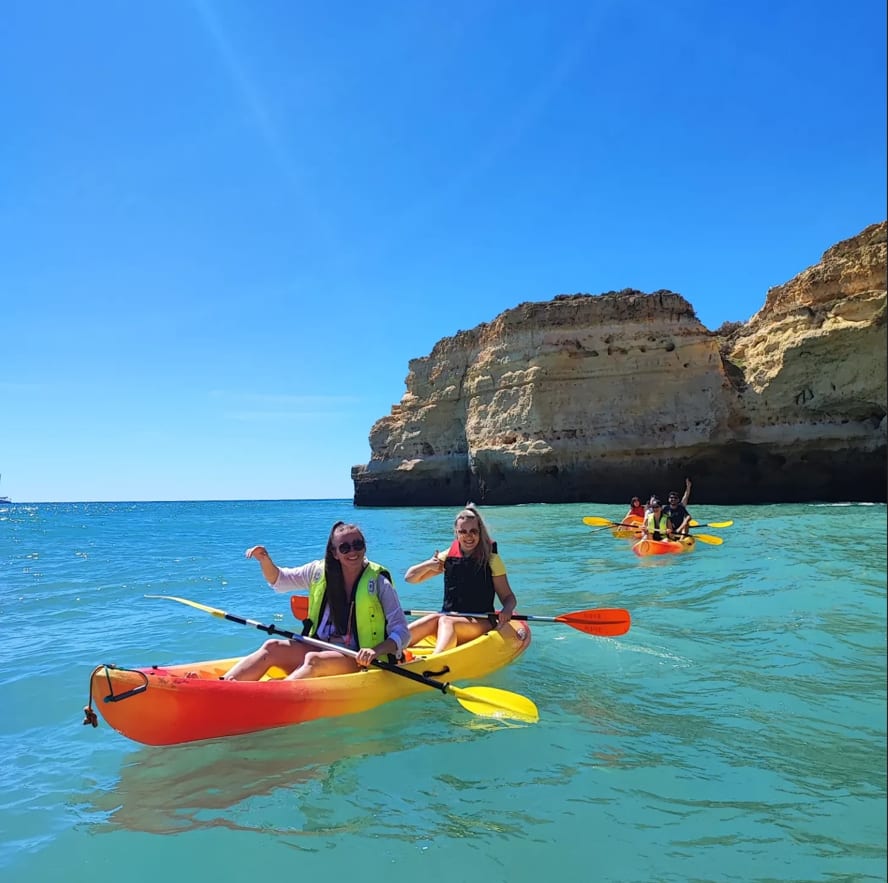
[224,521,409,681]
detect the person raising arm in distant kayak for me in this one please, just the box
[663,488,692,536]
[403,504,517,655]
[223,521,410,681]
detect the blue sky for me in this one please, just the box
[2,0,885,503]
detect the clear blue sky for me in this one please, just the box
[2,1,885,503]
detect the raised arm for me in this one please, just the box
[681,478,692,506]
[245,545,281,585]
[404,551,445,583]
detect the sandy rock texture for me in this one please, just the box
[353,221,886,505]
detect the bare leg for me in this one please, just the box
[223,638,310,681]
[285,650,359,680]
[433,616,459,654]
[434,616,492,655]
[408,613,442,647]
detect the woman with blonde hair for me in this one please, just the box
[404,504,517,655]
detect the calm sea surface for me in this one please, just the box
[2,500,885,882]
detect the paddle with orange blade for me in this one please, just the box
[289,595,630,637]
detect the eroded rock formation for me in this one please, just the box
[352,221,887,505]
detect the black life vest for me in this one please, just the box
[441,539,497,614]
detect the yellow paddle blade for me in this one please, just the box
[690,519,733,528]
[447,684,540,723]
[693,533,723,545]
[145,594,226,617]
[583,516,617,526]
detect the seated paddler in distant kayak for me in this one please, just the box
[623,495,646,524]
[223,521,410,681]
[404,504,518,656]
[642,499,674,542]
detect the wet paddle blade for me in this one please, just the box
[693,533,723,545]
[690,519,733,528]
[583,516,617,527]
[557,608,631,636]
[448,684,539,723]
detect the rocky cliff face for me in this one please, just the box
[352,222,887,505]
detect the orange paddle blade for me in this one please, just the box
[554,608,631,636]
[290,594,309,620]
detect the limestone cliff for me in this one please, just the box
[352,222,887,505]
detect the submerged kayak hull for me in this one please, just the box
[89,622,531,746]
[632,536,696,556]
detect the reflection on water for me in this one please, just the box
[81,703,436,834]
[79,695,542,837]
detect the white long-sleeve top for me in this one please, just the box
[271,560,410,655]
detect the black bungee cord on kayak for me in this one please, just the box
[82,664,149,729]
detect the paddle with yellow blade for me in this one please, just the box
[582,516,644,536]
[690,519,733,528]
[146,594,539,723]
[582,516,724,545]
[289,595,631,637]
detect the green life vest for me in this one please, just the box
[306,560,389,649]
[645,512,670,541]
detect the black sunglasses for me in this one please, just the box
[336,538,366,554]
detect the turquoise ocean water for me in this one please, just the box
[2,500,885,882]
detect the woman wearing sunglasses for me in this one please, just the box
[223,521,410,681]
[403,504,518,655]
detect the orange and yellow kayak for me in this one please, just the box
[632,536,696,557]
[88,622,532,746]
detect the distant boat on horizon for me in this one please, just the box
[0,473,10,503]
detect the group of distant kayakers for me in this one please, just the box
[624,477,693,542]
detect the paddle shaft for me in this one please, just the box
[584,517,641,530]
[585,516,730,533]
[583,517,721,545]
[288,595,630,637]
[589,522,641,535]
[401,608,613,626]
